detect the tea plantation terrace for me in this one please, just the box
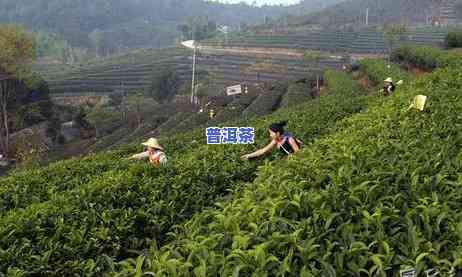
[203,27,450,53]
[4,46,461,275]
[85,81,312,153]
[38,47,341,97]
[0,64,370,274]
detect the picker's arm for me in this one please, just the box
[241,140,277,160]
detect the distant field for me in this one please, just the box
[36,47,340,97]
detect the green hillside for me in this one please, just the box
[0,0,293,51]
[203,27,450,54]
[277,0,440,27]
[0,63,367,275]
[114,49,462,276]
[35,46,337,97]
[1,46,462,275]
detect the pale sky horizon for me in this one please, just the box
[211,0,301,6]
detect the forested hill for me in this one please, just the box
[277,0,446,27]
[0,0,342,51]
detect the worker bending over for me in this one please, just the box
[129,138,167,166]
[241,121,301,160]
[383,77,396,96]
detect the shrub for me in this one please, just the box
[359,59,410,86]
[0,70,368,274]
[444,30,462,48]
[119,65,462,277]
[391,45,462,70]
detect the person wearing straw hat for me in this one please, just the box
[383,77,396,96]
[128,138,167,166]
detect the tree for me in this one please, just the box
[126,93,147,128]
[108,93,123,107]
[35,31,68,61]
[303,51,325,92]
[73,107,89,129]
[13,129,48,168]
[85,106,114,138]
[384,24,407,60]
[148,67,180,104]
[0,24,36,157]
[445,30,462,48]
[179,16,218,41]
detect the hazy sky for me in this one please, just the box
[213,0,301,6]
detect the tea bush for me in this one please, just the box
[444,30,462,48]
[116,63,462,276]
[0,71,368,274]
[391,45,462,70]
[242,83,287,117]
[359,59,410,86]
[280,82,314,108]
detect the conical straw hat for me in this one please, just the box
[141,138,164,150]
[384,77,393,83]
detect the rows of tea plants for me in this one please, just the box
[116,60,462,276]
[242,83,287,117]
[83,82,299,156]
[0,142,258,275]
[133,79,318,147]
[391,45,462,71]
[86,105,180,153]
[111,119,173,149]
[207,92,260,125]
[153,112,193,136]
[0,132,197,217]
[39,28,450,96]
[202,28,448,54]
[39,48,188,83]
[280,82,314,108]
[86,126,137,153]
[0,70,368,275]
[41,46,334,97]
[0,152,130,214]
[98,88,289,152]
[174,113,211,133]
[358,59,411,86]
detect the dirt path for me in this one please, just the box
[199,45,307,58]
[405,64,432,77]
[198,45,386,61]
[350,53,386,60]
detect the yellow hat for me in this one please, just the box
[384,77,393,83]
[141,138,164,150]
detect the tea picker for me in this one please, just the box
[380,77,403,96]
[241,120,302,160]
[209,109,216,119]
[128,138,167,166]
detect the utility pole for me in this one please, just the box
[191,45,197,104]
[366,7,369,26]
[181,40,198,105]
[221,26,229,44]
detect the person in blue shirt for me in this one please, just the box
[241,120,301,160]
